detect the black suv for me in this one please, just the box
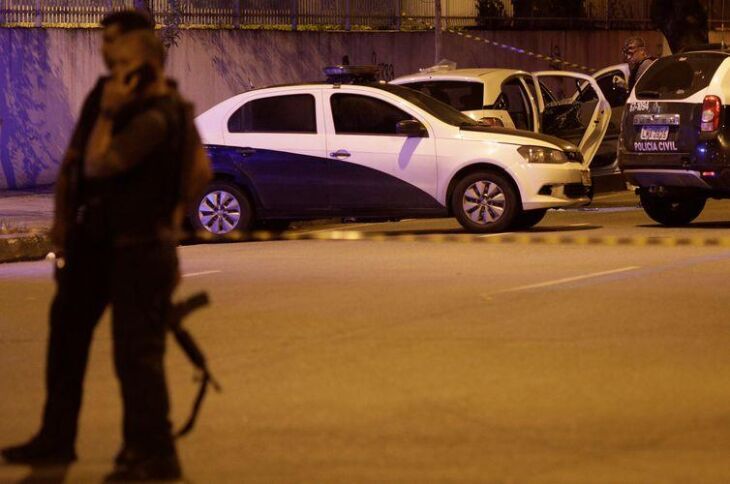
[618,49,730,225]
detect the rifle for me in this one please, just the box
[168,291,222,437]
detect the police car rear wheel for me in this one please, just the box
[194,182,252,235]
[639,191,706,227]
[452,171,518,233]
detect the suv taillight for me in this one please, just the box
[701,95,722,132]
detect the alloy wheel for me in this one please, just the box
[198,190,242,234]
[462,180,506,225]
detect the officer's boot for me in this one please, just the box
[105,449,182,482]
[1,432,77,465]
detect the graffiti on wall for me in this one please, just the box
[0,30,73,189]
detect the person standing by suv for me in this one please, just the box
[623,36,656,92]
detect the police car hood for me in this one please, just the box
[460,125,580,153]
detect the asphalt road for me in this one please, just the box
[1,191,730,483]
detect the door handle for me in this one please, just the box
[236,147,256,156]
[330,149,351,159]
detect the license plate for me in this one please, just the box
[640,125,669,141]
[581,170,592,187]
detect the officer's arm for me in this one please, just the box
[85,110,168,178]
[52,81,105,246]
[50,153,77,248]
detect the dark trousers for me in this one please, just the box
[39,239,179,457]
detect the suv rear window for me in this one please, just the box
[400,81,484,111]
[635,53,727,100]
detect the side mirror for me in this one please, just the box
[396,119,428,137]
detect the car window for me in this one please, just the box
[523,79,557,107]
[330,93,414,135]
[398,81,484,111]
[375,84,478,127]
[635,53,727,100]
[495,79,532,130]
[540,77,599,146]
[539,82,557,105]
[585,70,627,107]
[228,94,317,133]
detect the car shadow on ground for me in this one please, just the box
[515,224,602,233]
[180,224,602,245]
[637,221,730,230]
[360,224,602,237]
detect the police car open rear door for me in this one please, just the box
[531,71,612,169]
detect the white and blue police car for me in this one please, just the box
[192,66,592,235]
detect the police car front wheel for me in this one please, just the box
[193,182,253,235]
[452,171,519,233]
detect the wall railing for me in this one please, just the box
[1,0,725,31]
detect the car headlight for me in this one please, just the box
[517,146,569,164]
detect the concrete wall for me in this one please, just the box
[0,27,665,189]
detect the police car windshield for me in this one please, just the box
[635,52,727,100]
[374,84,479,127]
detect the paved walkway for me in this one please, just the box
[0,187,54,234]
[0,186,633,264]
[0,188,54,263]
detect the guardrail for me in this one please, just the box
[0,0,725,31]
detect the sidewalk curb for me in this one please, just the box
[0,233,53,264]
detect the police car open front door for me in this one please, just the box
[532,71,612,168]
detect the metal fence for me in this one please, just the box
[0,0,728,30]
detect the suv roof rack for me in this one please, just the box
[677,43,730,53]
[324,65,379,84]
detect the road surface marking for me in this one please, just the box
[496,266,640,293]
[188,228,730,248]
[182,270,221,278]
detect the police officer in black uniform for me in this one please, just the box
[1,18,212,482]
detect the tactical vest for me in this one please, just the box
[81,95,186,247]
[628,57,657,93]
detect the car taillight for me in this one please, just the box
[478,117,504,127]
[701,95,722,132]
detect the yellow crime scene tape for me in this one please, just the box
[193,229,730,248]
[403,14,597,73]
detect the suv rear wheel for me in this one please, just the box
[639,191,706,226]
[452,171,519,233]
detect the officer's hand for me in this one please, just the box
[100,75,137,117]
[613,75,627,90]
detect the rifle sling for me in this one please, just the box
[175,372,210,438]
